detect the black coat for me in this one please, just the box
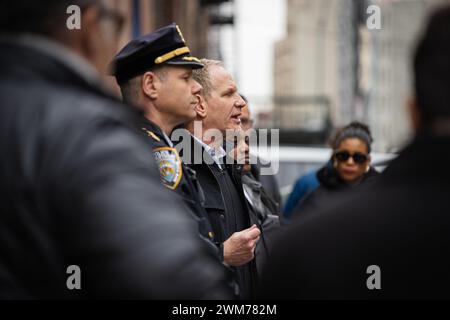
[250,162,281,213]
[181,135,258,299]
[241,173,281,275]
[260,135,450,299]
[293,164,379,221]
[0,39,231,299]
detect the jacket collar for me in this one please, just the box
[141,117,174,147]
[241,173,262,190]
[141,117,163,136]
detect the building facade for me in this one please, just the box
[274,0,446,151]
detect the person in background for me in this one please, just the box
[240,95,282,212]
[293,121,379,220]
[283,169,320,221]
[283,126,359,221]
[260,5,450,299]
[230,129,281,277]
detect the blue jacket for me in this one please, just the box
[283,170,320,220]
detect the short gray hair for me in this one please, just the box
[193,59,223,97]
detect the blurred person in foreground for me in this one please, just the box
[293,122,379,221]
[260,5,450,299]
[0,0,231,299]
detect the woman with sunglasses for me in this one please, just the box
[293,121,379,220]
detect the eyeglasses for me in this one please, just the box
[334,151,368,164]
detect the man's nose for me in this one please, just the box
[235,95,246,109]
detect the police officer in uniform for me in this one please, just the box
[111,24,219,254]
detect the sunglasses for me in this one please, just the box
[334,151,369,164]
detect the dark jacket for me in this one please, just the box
[139,118,217,248]
[180,134,258,299]
[293,164,379,220]
[260,135,450,299]
[241,173,281,275]
[0,38,231,299]
[250,161,281,213]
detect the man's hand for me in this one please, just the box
[223,225,261,267]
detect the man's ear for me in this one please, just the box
[195,94,207,118]
[142,71,159,99]
[408,97,422,135]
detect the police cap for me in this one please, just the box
[112,23,203,85]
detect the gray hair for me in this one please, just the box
[192,59,223,97]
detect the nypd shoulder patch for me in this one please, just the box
[153,147,183,190]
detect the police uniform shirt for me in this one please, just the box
[140,117,215,242]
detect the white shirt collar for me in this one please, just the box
[192,135,227,168]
